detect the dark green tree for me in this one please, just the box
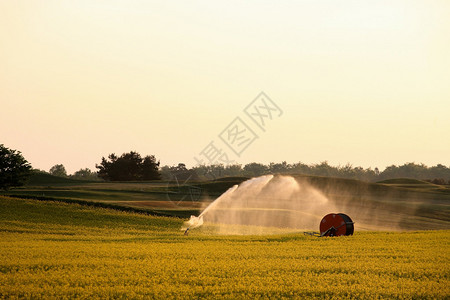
[96,151,161,181]
[0,144,32,190]
[141,155,162,180]
[49,164,67,177]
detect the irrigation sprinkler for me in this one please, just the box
[304,213,354,237]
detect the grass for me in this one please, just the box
[2,172,449,230]
[3,173,248,218]
[377,177,449,192]
[377,178,435,185]
[0,196,449,299]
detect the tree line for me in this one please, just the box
[45,151,160,181]
[161,161,450,184]
[1,144,449,191]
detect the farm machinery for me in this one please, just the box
[305,213,354,237]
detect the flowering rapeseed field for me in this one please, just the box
[0,196,449,299]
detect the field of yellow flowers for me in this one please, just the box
[0,196,449,299]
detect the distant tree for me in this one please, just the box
[163,160,449,183]
[163,163,200,182]
[191,164,212,180]
[224,164,243,177]
[374,167,380,176]
[311,161,336,177]
[378,163,450,181]
[243,163,268,177]
[197,164,225,180]
[49,164,67,177]
[96,151,161,181]
[0,144,32,190]
[337,163,354,178]
[160,165,172,181]
[71,168,100,181]
[428,164,450,180]
[290,162,311,174]
[268,161,290,174]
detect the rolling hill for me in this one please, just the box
[2,173,449,230]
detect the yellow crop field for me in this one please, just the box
[0,196,449,299]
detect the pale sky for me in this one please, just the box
[1,0,449,174]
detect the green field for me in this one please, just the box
[1,174,449,298]
[0,196,449,298]
[1,173,251,219]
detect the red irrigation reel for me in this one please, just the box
[305,213,354,237]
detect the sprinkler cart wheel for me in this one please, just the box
[319,213,354,237]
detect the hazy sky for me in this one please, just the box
[1,1,449,174]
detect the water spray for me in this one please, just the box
[183,184,240,235]
[182,175,358,236]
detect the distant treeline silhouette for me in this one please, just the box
[161,162,450,183]
[3,144,444,184]
[39,156,450,184]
